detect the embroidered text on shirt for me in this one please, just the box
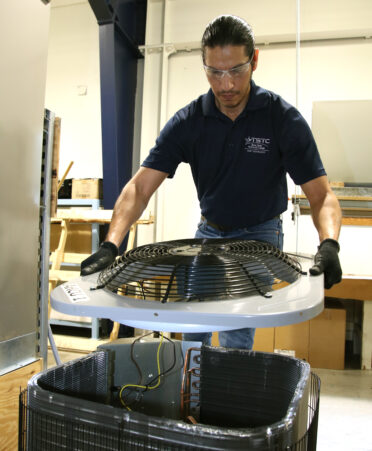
[244,136,271,154]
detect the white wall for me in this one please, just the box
[136,0,372,277]
[44,0,372,275]
[45,0,102,179]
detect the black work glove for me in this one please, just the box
[80,241,119,276]
[309,238,342,289]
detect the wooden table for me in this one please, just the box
[49,209,154,340]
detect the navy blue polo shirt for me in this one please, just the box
[142,80,326,229]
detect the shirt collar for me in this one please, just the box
[201,80,269,119]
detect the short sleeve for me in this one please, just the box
[141,112,188,178]
[279,107,326,185]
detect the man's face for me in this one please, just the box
[204,45,258,114]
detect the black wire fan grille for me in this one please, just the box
[96,239,303,303]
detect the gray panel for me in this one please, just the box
[0,3,50,360]
[98,339,186,419]
[0,333,38,376]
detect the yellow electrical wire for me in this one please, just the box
[119,332,164,410]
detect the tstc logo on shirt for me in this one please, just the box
[244,136,271,154]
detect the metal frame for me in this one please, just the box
[49,198,102,339]
[88,0,146,211]
[39,109,55,370]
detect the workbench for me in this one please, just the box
[48,203,154,339]
[292,188,372,369]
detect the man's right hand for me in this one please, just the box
[80,241,119,276]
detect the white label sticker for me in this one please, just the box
[62,283,89,303]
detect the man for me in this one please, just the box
[81,15,342,349]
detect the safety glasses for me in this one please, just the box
[203,54,254,80]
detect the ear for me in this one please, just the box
[252,48,259,72]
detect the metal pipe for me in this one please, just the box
[295,0,301,255]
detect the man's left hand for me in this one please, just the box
[309,238,342,289]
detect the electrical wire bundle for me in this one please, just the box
[118,332,178,411]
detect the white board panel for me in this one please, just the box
[312,100,372,183]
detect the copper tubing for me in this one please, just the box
[180,347,201,419]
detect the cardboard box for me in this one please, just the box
[275,321,310,361]
[179,310,346,370]
[252,308,346,370]
[309,308,346,370]
[211,331,219,346]
[50,223,92,254]
[253,327,275,352]
[72,178,103,199]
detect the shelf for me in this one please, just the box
[49,199,102,339]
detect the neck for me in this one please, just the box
[215,85,251,121]
[216,100,246,121]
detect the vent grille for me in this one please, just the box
[96,239,302,303]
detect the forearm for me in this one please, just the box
[105,182,149,248]
[103,167,168,248]
[80,168,166,275]
[310,191,342,242]
[301,177,342,287]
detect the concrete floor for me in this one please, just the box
[312,368,372,451]
[47,347,372,451]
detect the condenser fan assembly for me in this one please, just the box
[51,239,324,332]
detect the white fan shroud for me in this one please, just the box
[51,254,323,333]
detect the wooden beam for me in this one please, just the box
[57,161,74,191]
[51,210,155,225]
[341,217,372,226]
[49,269,81,282]
[50,252,90,264]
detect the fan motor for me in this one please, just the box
[96,239,302,303]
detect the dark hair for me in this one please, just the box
[201,15,255,62]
